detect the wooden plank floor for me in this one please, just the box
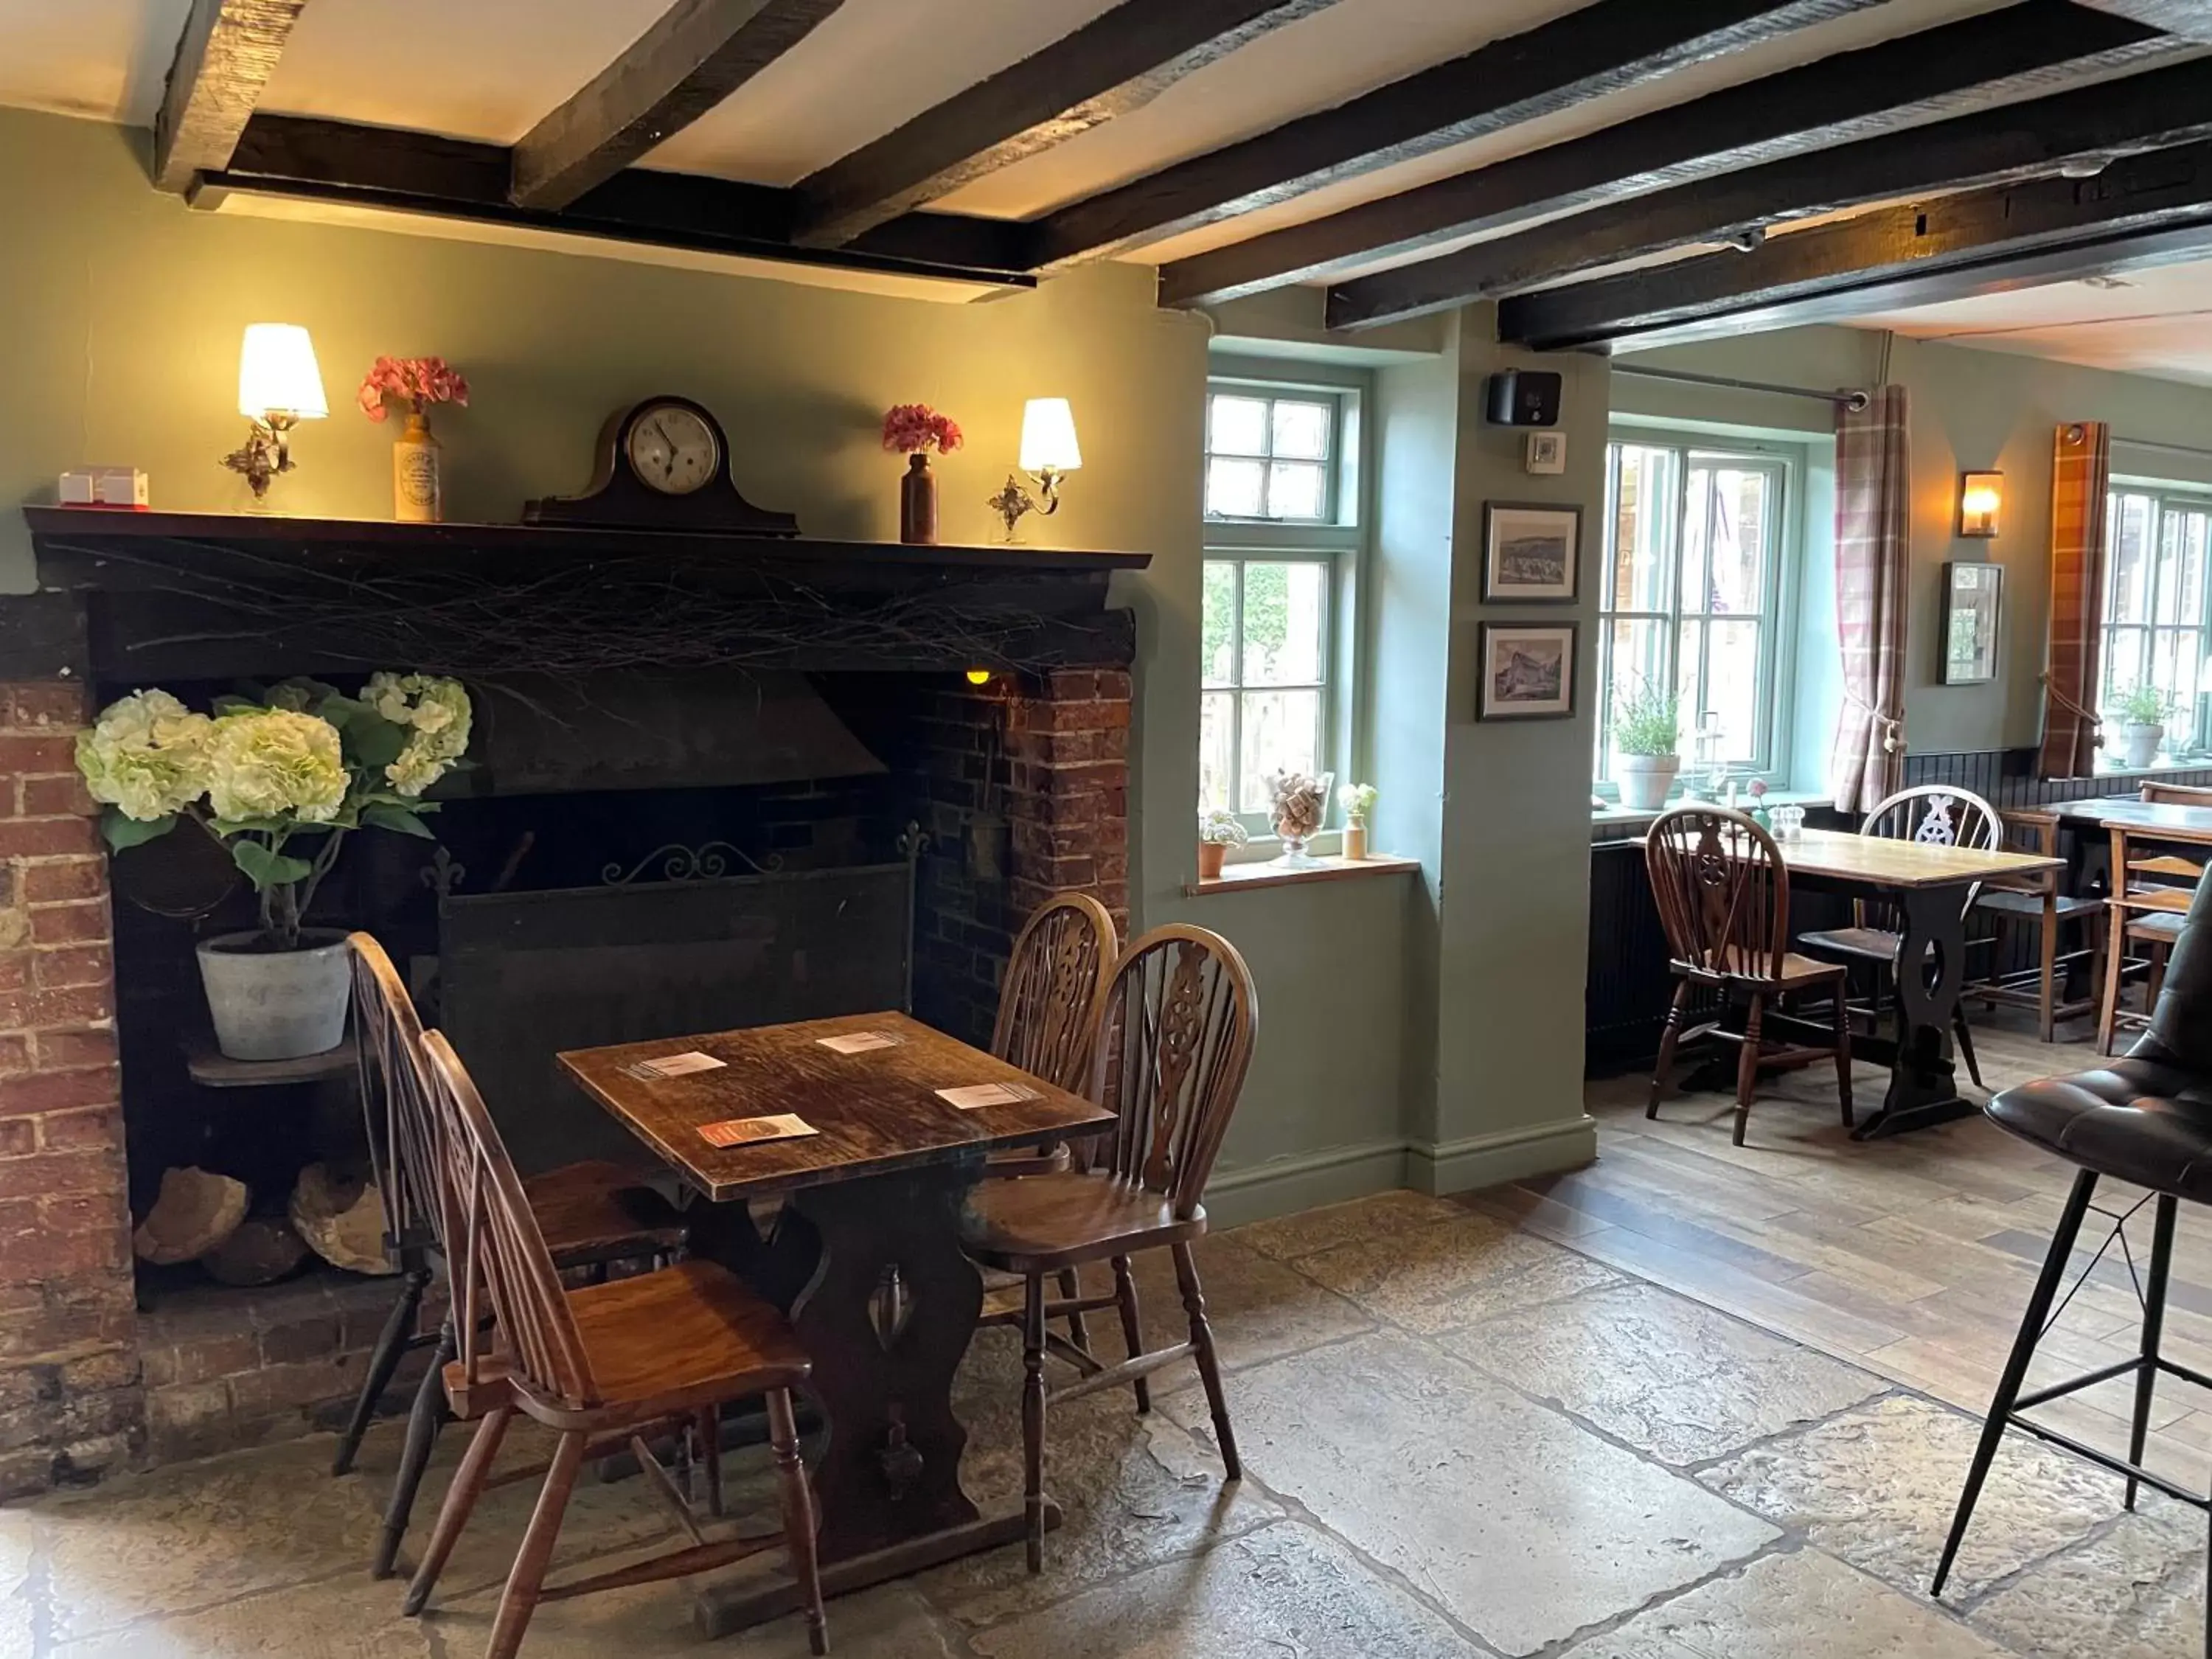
[1471,1009,2212,1490]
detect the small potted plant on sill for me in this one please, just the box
[2110,683,2174,771]
[1339,782,1378,861]
[1613,684,1682,810]
[1197,807,1248,880]
[78,675,471,1061]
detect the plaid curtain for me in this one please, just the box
[2039,421,2110,779]
[1829,384,1910,814]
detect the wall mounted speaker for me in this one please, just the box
[1485,371,1562,428]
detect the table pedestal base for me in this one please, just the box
[693,1501,1063,1638]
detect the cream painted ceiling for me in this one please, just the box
[1850,260,2212,388]
[0,0,2128,276]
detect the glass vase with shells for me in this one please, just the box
[1267,769,1334,870]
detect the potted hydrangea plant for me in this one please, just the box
[1339,782,1378,861]
[1613,684,1682,810]
[78,673,470,1060]
[2111,683,2173,771]
[1197,806,1248,880]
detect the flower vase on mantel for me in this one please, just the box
[392,413,442,524]
[900,452,939,546]
[358,355,468,525]
[883,403,963,546]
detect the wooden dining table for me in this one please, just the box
[559,1009,1113,1638]
[1644,826,2062,1139]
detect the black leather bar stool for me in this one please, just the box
[1934,866,2212,1649]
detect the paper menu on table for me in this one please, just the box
[936,1082,1040,1110]
[622,1050,726,1081]
[697,1113,818,1148]
[816,1031,903,1054]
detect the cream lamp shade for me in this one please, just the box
[1018,397,1082,474]
[237,324,329,420]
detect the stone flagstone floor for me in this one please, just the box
[3,1187,2202,1657]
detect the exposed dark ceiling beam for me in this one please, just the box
[2076,1,2212,38]
[206,116,1036,286]
[510,0,844,209]
[152,0,310,192]
[791,0,1340,248]
[1326,53,2212,330]
[1495,137,2212,351]
[1030,0,1888,268]
[1160,0,2171,308]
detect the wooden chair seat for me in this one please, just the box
[1976,888,2100,920]
[963,1173,1203,1275]
[564,1259,808,1412]
[523,1159,688,1270]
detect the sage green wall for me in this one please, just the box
[0,105,1419,1222]
[1626,324,2212,761]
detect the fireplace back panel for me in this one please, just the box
[439,865,911,1176]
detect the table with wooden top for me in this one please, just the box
[2051,795,2212,838]
[1646,827,2063,1139]
[560,1010,1113,1637]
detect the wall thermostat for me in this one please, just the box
[1485,370,1562,428]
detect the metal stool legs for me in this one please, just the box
[1933,1168,2098,1598]
[2128,1195,2179,1512]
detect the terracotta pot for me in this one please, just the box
[1197,841,1227,880]
[1343,824,1368,861]
[900,452,938,545]
[393,411,442,523]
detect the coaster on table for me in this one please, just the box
[698,1113,818,1148]
[816,1031,903,1054]
[622,1050,727,1082]
[936,1082,1040,1110]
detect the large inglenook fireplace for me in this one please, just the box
[0,509,1141,1495]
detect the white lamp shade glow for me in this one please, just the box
[1018,397,1082,473]
[238,324,328,420]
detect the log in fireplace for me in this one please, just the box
[0,509,1141,1495]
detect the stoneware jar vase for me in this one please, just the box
[2124,721,2165,771]
[196,928,352,1061]
[1197,840,1228,880]
[1617,753,1681,811]
[900,452,939,546]
[1343,823,1368,861]
[393,411,442,524]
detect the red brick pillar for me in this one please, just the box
[1008,669,1132,933]
[0,681,142,1497]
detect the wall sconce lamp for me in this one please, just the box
[223,324,328,503]
[1958,470,2003,538]
[987,398,1082,539]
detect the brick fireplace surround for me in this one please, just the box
[0,667,1133,1499]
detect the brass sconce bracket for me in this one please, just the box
[987,467,1067,540]
[221,413,299,501]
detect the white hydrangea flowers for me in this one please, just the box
[75,689,214,821]
[204,709,349,824]
[365,672,474,798]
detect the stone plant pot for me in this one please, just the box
[195,928,351,1062]
[1343,824,1368,861]
[2124,721,2165,771]
[1616,753,1681,811]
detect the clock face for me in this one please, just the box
[625,403,720,495]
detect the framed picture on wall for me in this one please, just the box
[1482,501,1581,602]
[1478,622,1578,720]
[1941,561,2003,685]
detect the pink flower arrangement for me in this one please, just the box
[358,356,470,424]
[881,403,963,456]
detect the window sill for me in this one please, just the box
[1185,853,1421,897]
[1591,788,1831,844]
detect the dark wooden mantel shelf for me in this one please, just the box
[22,507,1152,577]
[15,508,1151,683]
